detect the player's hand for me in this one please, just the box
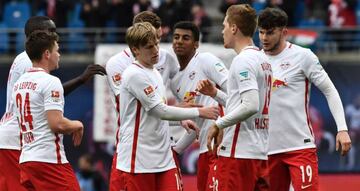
[80,64,106,83]
[198,106,219,120]
[180,120,200,139]
[197,79,217,97]
[336,130,351,156]
[207,124,221,154]
[72,121,84,147]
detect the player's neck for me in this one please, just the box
[234,37,254,54]
[177,51,196,71]
[32,62,50,73]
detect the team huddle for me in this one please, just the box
[0,3,352,191]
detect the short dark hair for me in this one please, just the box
[133,11,161,29]
[25,30,59,62]
[24,16,56,37]
[258,8,288,29]
[226,4,257,37]
[173,21,200,41]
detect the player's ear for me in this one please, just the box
[194,41,199,50]
[43,49,51,60]
[130,46,139,58]
[231,24,237,35]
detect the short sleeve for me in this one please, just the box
[301,49,328,86]
[105,54,131,96]
[43,77,64,112]
[200,53,228,89]
[232,55,258,94]
[126,70,164,111]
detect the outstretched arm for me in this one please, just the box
[63,64,106,96]
[316,76,351,156]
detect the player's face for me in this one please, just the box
[172,28,198,57]
[222,16,234,49]
[134,39,160,68]
[259,27,286,54]
[49,42,60,70]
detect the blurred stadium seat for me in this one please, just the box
[0,22,9,53]
[3,2,30,28]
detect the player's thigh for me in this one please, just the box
[122,171,155,191]
[197,152,212,191]
[255,160,270,191]
[0,149,27,191]
[286,149,319,191]
[217,157,259,191]
[157,168,182,191]
[268,154,291,191]
[21,162,80,191]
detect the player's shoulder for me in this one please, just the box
[288,43,314,56]
[12,51,32,69]
[106,50,133,68]
[196,52,219,60]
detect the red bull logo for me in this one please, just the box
[272,78,287,91]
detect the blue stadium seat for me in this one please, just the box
[0,23,9,53]
[15,33,26,54]
[3,2,31,28]
[252,2,265,13]
[66,20,87,53]
[298,18,325,28]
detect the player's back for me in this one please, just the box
[12,68,67,164]
[219,46,272,160]
[0,51,32,150]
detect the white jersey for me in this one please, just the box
[267,42,328,155]
[105,48,179,148]
[218,46,272,160]
[12,68,68,164]
[116,62,175,173]
[0,51,32,150]
[170,52,228,153]
[105,48,179,97]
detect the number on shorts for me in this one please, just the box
[300,165,312,183]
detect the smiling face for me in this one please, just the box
[172,28,198,57]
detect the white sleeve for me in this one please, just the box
[172,130,197,154]
[213,89,227,107]
[201,53,228,92]
[105,55,128,96]
[315,76,348,131]
[233,56,258,94]
[215,89,259,128]
[149,103,199,120]
[126,71,163,111]
[301,49,328,86]
[43,77,64,112]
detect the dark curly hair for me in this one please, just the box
[258,7,288,29]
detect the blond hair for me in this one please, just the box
[125,22,157,56]
[226,4,257,37]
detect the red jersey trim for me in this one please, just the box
[288,43,293,48]
[27,68,45,73]
[230,123,241,158]
[304,79,314,137]
[243,46,260,51]
[55,133,61,164]
[123,50,131,58]
[115,95,120,150]
[130,100,141,173]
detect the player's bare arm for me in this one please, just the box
[46,110,84,144]
[63,64,106,96]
